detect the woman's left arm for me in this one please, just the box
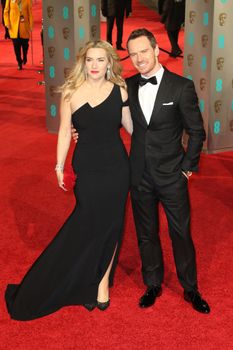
[56,94,72,190]
[120,87,133,135]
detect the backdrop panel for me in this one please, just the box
[184,0,233,153]
[42,0,100,133]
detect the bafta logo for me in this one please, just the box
[189,11,196,24]
[216,57,224,70]
[78,6,84,19]
[219,13,227,26]
[229,119,233,132]
[187,54,194,67]
[48,46,55,58]
[91,25,97,38]
[63,27,70,40]
[47,6,54,19]
[64,67,71,79]
[201,34,208,48]
[200,78,206,91]
[49,86,57,97]
[214,100,222,114]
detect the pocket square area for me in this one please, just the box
[162,102,174,105]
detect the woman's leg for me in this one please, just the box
[97,245,117,302]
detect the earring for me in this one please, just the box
[106,66,111,80]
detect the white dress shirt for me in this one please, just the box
[138,65,164,125]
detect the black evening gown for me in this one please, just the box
[5,84,130,321]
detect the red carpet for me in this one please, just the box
[1,1,233,349]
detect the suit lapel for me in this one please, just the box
[130,75,148,129]
[149,69,172,125]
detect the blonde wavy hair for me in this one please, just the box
[58,40,126,101]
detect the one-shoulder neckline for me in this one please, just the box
[72,84,116,116]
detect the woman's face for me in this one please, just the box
[85,48,109,80]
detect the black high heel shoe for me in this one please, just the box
[97,300,110,311]
[83,302,97,311]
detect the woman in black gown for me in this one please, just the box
[5,40,133,320]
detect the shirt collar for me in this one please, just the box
[141,64,164,86]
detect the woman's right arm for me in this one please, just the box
[56,94,72,191]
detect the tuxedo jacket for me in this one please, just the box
[126,68,206,187]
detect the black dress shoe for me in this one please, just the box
[17,63,22,70]
[116,45,126,51]
[184,291,210,314]
[97,300,110,311]
[169,49,182,58]
[23,58,27,65]
[139,286,162,308]
[83,302,97,311]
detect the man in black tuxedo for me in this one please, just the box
[126,28,210,313]
[101,0,132,50]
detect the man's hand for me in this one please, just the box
[71,126,79,143]
[182,171,192,179]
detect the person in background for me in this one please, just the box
[101,0,132,51]
[4,0,33,70]
[1,0,10,39]
[161,0,185,57]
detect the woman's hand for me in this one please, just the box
[56,170,67,191]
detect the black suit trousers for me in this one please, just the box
[12,37,29,64]
[106,15,124,46]
[131,168,198,292]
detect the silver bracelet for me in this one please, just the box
[55,164,64,172]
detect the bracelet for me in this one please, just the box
[55,164,64,172]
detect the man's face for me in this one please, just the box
[127,36,159,77]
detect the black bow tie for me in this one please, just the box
[139,76,157,86]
